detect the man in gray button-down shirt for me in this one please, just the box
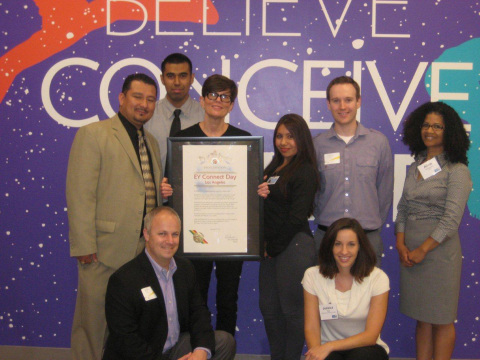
[145,53,204,171]
[313,76,393,265]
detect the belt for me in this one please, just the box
[317,224,377,234]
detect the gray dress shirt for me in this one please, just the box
[313,122,394,230]
[395,152,472,243]
[145,97,204,170]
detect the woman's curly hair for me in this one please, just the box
[402,101,469,165]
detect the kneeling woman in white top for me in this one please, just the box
[302,218,390,360]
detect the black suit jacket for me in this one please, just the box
[103,251,215,360]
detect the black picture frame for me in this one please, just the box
[167,136,264,260]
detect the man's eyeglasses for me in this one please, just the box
[421,123,444,131]
[206,92,232,103]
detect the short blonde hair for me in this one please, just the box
[143,207,181,233]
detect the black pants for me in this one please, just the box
[325,345,389,360]
[259,232,317,360]
[191,260,243,336]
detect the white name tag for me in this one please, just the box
[141,286,157,301]
[324,152,341,165]
[267,176,279,185]
[320,303,339,320]
[418,158,442,180]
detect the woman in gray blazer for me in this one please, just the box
[395,102,472,360]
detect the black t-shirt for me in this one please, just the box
[175,123,251,137]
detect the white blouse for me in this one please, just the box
[302,266,390,353]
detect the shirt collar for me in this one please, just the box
[326,121,367,140]
[163,97,194,117]
[118,111,142,138]
[416,151,448,167]
[145,249,177,280]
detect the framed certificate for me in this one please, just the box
[167,136,264,260]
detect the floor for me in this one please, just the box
[0,346,433,360]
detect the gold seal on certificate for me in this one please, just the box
[189,230,208,244]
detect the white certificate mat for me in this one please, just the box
[182,145,248,253]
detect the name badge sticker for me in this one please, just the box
[267,176,279,185]
[418,158,442,180]
[324,153,341,165]
[319,303,339,320]
[141,286,157,301]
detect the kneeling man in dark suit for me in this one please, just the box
[103,207,235,360]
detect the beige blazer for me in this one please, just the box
[66,114,162,270]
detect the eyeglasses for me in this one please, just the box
[421,123,444,131]
[206,92,232,103]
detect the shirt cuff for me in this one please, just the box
[430,227,448,244]
[194,347,212,359]
[395,222,405,234]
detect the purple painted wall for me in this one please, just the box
[1,1,479,357]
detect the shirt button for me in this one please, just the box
[345,193,349,197]
[345,209,349,213]
[345,177,349,181]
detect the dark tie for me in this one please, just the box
[169,109,181,136]
[137,130,157,213]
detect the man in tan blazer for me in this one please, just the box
[66,73,162,360]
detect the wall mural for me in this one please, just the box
[1,0,479,357]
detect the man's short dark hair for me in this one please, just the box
[122,73,158,96]
[326,76,361,101]
[202,74,238,103]
[161,53,193,74]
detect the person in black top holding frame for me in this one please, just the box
[162,75,250,338]
[257,113,320,359]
